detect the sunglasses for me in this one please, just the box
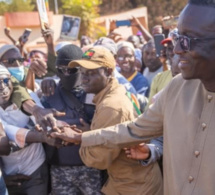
[57,67,79,75]
[0,78,10,85]
[171,32,215,52]
[1,58,25,65]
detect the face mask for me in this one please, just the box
[58,71,81,91]
[8,66,25,82]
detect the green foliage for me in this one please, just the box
[0,2,9,15]
[0,0,34,15]
[61,0,104,39]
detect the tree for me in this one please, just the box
[48,0,63,13]
[100,0,133,15]
[0,2,9,15]
[61,0,105,39]
[0,0,34,15]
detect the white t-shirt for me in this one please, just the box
[143,66,163,86]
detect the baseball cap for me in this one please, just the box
[68,47,116,70]
[161,28,178,45]
[161,37,172,45]
[0,45,20,60]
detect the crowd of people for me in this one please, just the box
[0,0,214,194]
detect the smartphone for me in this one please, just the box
[154,34,165,57]
[115,20,131,27]
[21,28,32,43]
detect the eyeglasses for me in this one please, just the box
[1,58,25,65]
[117,54,134,61]
[57,67,79,75]
[0,78,10,85]
[171,32,215,52]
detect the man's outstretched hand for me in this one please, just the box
[50,126,82,145]
[33,106,65,132]
[124,143,151,160]
[29,59,48,77]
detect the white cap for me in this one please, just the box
[117,41,135,53]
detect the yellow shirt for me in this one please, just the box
[148,70,172,105]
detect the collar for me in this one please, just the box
[0,103,18,112]
[93,77,120,105]
[127,71,138,82]
[150,66,163,74]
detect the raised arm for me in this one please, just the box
[4,27,17,45]
[131,16,153,42]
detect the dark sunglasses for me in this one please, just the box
[171,32,215,52]
[1,58,25,65]
[57,67,79,75]
[0,78,10,85]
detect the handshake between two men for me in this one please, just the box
[50,123,83,146]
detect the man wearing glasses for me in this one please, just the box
[0,44,49,83]
[0,44,63,132]
[51,0,215,194]
[67,47,162,195]
[0,65,61,195]
[0,45,26,83]
[41,44,102,195]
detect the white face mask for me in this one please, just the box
[7,66,25,82]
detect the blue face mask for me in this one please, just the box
[8,66,25,82]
